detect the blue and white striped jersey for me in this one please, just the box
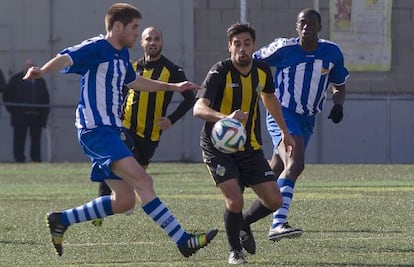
[254,37,349,115]
[59,35,137,129]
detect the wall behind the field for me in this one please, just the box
[0,0,195,163]
[186,0,414,164]
[0,0,413,163]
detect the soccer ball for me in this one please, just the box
[211,118,247,153]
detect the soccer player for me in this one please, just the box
[193,22,295,264]
[253,8,349,241]
[92,26,195,226]
[23,3,217,257]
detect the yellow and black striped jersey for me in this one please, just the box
[122,56,195,141]
[197,59,274,151]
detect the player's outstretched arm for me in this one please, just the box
[129,76,200,93]
[23,54,72,80]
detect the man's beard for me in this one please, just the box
[236,58,251,67]
[147,47,162,59]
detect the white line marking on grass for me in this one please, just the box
[67,241,156,247]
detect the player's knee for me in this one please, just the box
[134,173,154,190]
[225,197,243,213]
[263,194,282,211]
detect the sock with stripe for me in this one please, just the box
[271,178,295,229]
[60,195,113,227]
[142,197,189,246]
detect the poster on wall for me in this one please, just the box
[329,0,392,71]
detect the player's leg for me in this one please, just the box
[46,127,135,256]
[266,110,312,241]
[122,135,156,215]
[203,148,246,263]
[239,152,282,255]
[92,132,151,226]
[268,135,305,241]
[47,171,134,256]
[91,181,112,226]
[268,152,284,177]
[111,156,217,257]
[217,178,248,264]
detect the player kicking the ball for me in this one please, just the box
[24,3,217,257]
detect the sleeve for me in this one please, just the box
[253,38,285,66]
[124,62,137,85]
[168,90,195,124]
[58,37,108,75]
[329,47,350,86]
[167,66,195,124]
[171,66,187,83]
[197,62,225,105]
[59,44,93,75]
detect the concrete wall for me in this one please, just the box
[0,0,195,162]
[1,0,413,163]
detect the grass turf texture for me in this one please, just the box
[0,163,413,266]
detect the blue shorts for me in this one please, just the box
[266,107,315,153]
[78,126,133,182]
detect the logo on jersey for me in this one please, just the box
[321,68,329,75]
[208,70,219,75]
[264,170,275,177]
[215,164,226,177]
[226,83,239,88]
[256,38,285,58]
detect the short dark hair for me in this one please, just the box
[105,3,142,32]
[227,22,256,42]
[298,8,321,24]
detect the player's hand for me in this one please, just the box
[328,104,343,123]
[23,66,43,80]
[282,133,295,157]
[228,109,248,122]
[157,117,172,130]
[172,81,200,92]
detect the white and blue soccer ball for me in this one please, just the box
[211,118,247,154]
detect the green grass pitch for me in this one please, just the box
[0,163,413,266]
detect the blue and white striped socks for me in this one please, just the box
[271,178,295,229]
[60,196,113,226]
[142,197,188,245]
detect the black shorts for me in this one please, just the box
[201,142,276,186]
[125,130,159,166]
